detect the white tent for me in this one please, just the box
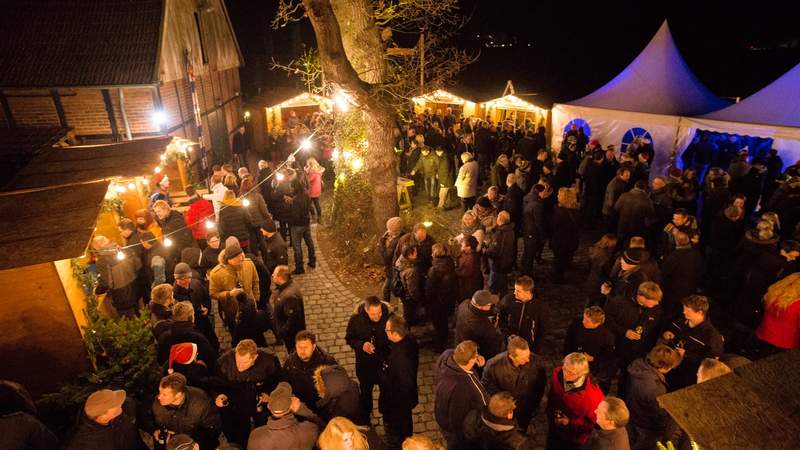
[552,20,729,176]
[675,62,800,161]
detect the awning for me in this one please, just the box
[4,135,172,191]
[0,181,110,270]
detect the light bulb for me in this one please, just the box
[116,251,126,261]
[154,166,162,173]
[276,172,285,181]
[301,138,312,151]
[423,221,433,228]
[163,237,173,247]
[331,149,340,160]
[242,198,251,207]
[114,185,126,193]
[205,220,215,229]
[343,151,353,159]
[351,158,364,171]
[244,110,251,119]
[160,154,166,161]
[152,110,168,126]
[127,182,136,190]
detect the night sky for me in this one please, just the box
[227,0,800,105]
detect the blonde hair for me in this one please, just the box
[306,157,322,172]
[637,281,663,303]
[403,435,445,450]
[755,220,775,240]
[601,397,630,428]
[763,272,800,310]
[152,199,170,211]
[151,284,173,305]
[314,365,333,398]
[318,417,369,450]
[235,339,258,357]
[557,187,579,209]
[488,392,516,418]
[563,352,590,376]
[697,358,732,383]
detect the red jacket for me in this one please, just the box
[546,366,604,445]
[185,197,214,240]
[757,299,800,350]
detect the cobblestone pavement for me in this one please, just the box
[213,221,598,447]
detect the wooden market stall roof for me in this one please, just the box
[658,350,800,449]
[413,89,476,105]
[4,135,172,191]
[0,128,69,183]
[0,181,110,271]
[247,86,332,109]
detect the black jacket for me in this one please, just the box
[379,336,420,414]
[660,246,704,313]
[426,255,459,308]
[497,294,549,354]
[624,358,670,434]
[522,191,548,240]
[481,351,546,414]
[614,188,654,238]
[455,299,505,359]
[215,348,282,417]
[604,296,662,364]
[501,184,524,226]
[587,427,630,450]
[286,190,311,227]
[603,177,628,216]
[550,207,580,255]
[260,233,288,272]
[147,387,221,447]
[564,319,616,379]
[316,365,362,423]
[156,210,196,255]
[663,318,725,388]
[65,398,144,450]
[395,232,436,273]
[463,407,535,450]
[219,203,254,242]
[486,222,516,274]
[246,404,320,450]
[200,246,222,276]
[346,302,392,379]
[271,280,306,342]
[378,231,403,270]
[157,321,217,373]
[231,301,271,348]
[283,348,338,410]
[0,411,57,450]
[434,350,489,434]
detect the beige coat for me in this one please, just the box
[208,250,259,327]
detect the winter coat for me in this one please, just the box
[491,163,510,193]
[200,245,222,276]
[497,294,549,354]
[306,170,324,198]
[232,302,271,348]
[395,254,421,303]
[156,209,196,255]
[434,349,489,434]
[219,199,254,243]
[660,246,704,313]
[625,358,670,434]
[456,159,480,198]
[378,231,402,271]
[659,216,700,259]
[394,232,436,272]
[286,190,312,227]
[95,242,141,311]
[455,251,484,303]
[246,404,319,450]
[1,411,57,450]
[260,233,288,273]
[501,184,524,226]
[757,299,800,350]
[345,302,392,379]
[426,255,459,308]
[315,365,361,423]
[157,320,217,371]
[245,192,271,227]
[546,367,604,445]
[606,264,651,306]
[185,197,214,241]
[271,280,306,344]
[208,251,260,328]
[564,320,616,380]
[486,222,516,274]
[550,207,580,256]
[463,407,535,450]
[587,427,630,450]
[436,152,455,187]
[604,295,662,364]
[379,336,420,413]
[65,398,144,450]
[481,351,546,415]
[522,191,548,240]
[148,386,221,446]
[455,299,505,359]
[663,317,724,388]
[614,188,654,238]
[602,177,628,216]
[216,348,282,417]
[412,151,440,177]
[283,348,338,409]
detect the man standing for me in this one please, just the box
[587,397,630,450]
[286,179,316,274]
[173,263,218,353]
[345,296,392,424]
[564,307,616,393]
[378,217,404,302]
[602,167,631,233]
[283,330,338,412]
[455,290,505,359]
[394,245,422,325]
[497,276,549,354]
[463,392,536,450]
[259,220,288,289]
[486,211,516,296]
[271,265,306,354]
[65,389,145,450]
[481,336,546,432]
[435,340,489,450]
[153,200,197,258]
[625,345,680,450]
[247,382,321,450]
[214,339,282,447]
[614,180,654,246]
[232,125,249,169]
[184,185,214,249]
[380,316,419,448]
[208,237,260,332]
[93,235,141,318]
[147,373,221,450]
[546,353,605,450]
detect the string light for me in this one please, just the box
[244,111,251,120]
[127,182,136,190]
[152,110,168,126]
[160,154,166,161]
[331,149,340,160]
[205,220,215,230]
[343,151,353,159]
[114,185,126,193]
[301,138,312,151]
[351,158,364,171]
[154,166,162,173]
[163,237,173,247]
[242,198,251,207]
[276,172,285,181]
[423,221,433,228]
[116,251,126,261]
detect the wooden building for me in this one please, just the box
[412,89,478,118]
[0,0,244,180]
[0,128,170,397]
[481,81,549,130]
[244,88,332,155]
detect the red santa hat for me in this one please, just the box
[151,172,167,187]
[590,139,600,146]
[168,343,198,373]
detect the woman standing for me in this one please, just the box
[452,211,486,252]
[551,187,581,284]
[455,152,479,211]
[305,157,326,224]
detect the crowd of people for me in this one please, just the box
[3,106,800,450]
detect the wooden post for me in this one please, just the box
[177,157,189,191]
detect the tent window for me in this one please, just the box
[621,127,653,154]
[563,118,591,138]
[194,12,209,65]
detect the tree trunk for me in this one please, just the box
[366,108,399,226]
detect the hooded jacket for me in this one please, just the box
[455,299,505,359]
[345,302,392,378]
[434,349,489,434]
[315,365,361,423]
[463,407,535,450]
[625,358,669,433]
[283,348,338,409]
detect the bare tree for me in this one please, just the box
[274,0,473,229]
